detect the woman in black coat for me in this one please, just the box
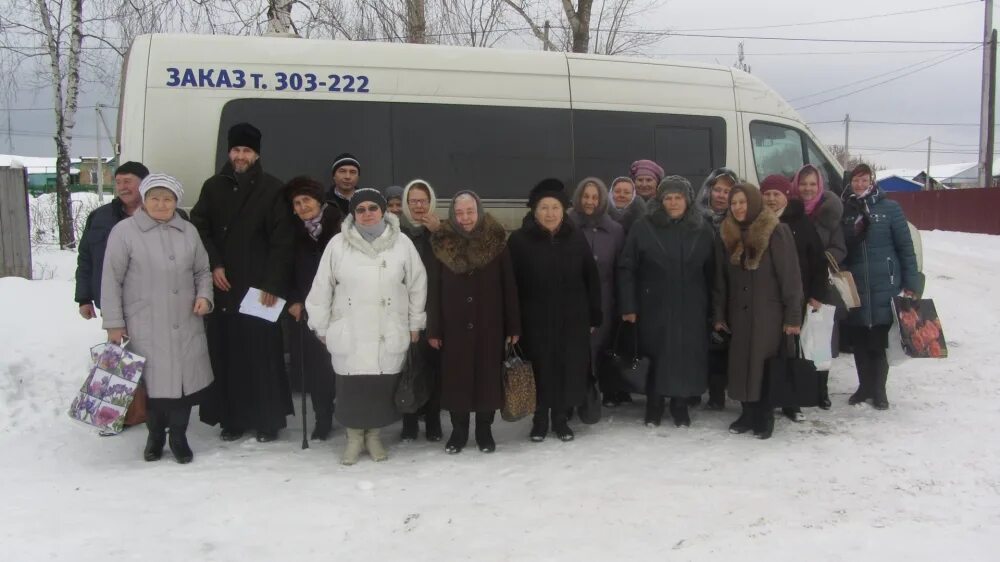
[619,176,716,428]
[761,175,828,422]
[507,179,602,443]
[284,177,343,440]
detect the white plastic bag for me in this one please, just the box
[800,304,837,371]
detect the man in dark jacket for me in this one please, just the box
[190,122,296,443]
[75,161,149,317]
[325,153,360,216]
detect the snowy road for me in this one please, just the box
[1,233,998,561]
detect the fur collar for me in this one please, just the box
[720,208,780,270]
[341,212,401,258]
[432,213,507,274]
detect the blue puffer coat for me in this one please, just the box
[841,187,923,327]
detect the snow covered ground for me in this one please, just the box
[1,231,998,561]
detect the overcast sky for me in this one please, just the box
[2,0,996,171]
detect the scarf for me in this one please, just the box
[303,204,327,241]
[356,219,387,243]
[792,164,826,218]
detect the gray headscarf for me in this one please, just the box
[571,177,610,227]
[448,190,484,238]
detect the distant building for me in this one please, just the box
[0,154,114,196]
[876,174,924,193]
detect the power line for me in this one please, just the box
[788,48,977,102]
[674,1,980,33]
[653,48,973,57]
[794,46,980,110]
[809,119,989,126]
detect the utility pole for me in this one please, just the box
[844,113,851,165]
[734,42,751,73]
[978,0,995,187]
[95,107,103,203]
[543,20,550,51]
[926,136,933,191]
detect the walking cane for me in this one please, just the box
[299,316,309,450]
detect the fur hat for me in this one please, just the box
[527,178,570,209]
[227,122,261,153]
[729,182,764,225]
[114,161,149,179]
[656,175,693,203]
[331,153,361,175]
[759,174,793,197]
[630,159,665,184]
[349,187,386,215]
[284,176,325,204]
[139,173,183,201]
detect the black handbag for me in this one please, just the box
[599,322,651,395]
[765,336,819,408]
[394,345,429,414]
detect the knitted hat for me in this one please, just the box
[527,178,570,209]
[729,182,764,225]
[331,153,361,175]
[227,122,261,153]
[759,174,793,197]
[383,185,404,202]
[349,187,386,215]
[284,176,325,204]
[139,173,183,201]
[114,161,149,179]
[656,175,693,204]
[630,159,665,184]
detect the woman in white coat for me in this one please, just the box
[101,173,214,464]
[306,188,427,465]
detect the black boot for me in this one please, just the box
[167,407,193,464]
[705,387,726,411]
[143,410,166,462]
[782,407,805,423]
[311,407,333,441]
[729,402,753,434]
[475,411,496,453]
[753,402,774,440]
[686,396,702,407]
[552,412,575,442]
[817,371,831,410]
[220,427,244,441]
[872,351,890,410]
[424,409,443,442]
[445,412,470,454]
[670,397,691,427]
[644,395,665,427]
[400,414,419,442]
[849,352,872,405]
[530,410,549,442]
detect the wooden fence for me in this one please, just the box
[886,188,1000,235]
[0,167,32,279]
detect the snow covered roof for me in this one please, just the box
[0,154,81,175]
[877,174,925,190]
[877,158,1000,184]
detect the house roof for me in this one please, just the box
[0,154,83,175]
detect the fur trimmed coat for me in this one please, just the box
[305,213,428,376]
[508,214,602,411]
[426,214,521,412]
[713,210,803,402]
[618,206,716,398]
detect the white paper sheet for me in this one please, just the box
[239,287,286,323]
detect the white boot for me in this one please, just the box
[365,428,388,462]
[341,428,365,466]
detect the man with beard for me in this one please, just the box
[191,122,295,443]
[326,153,361,216]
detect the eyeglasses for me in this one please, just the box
[355,205,381,214]
[408,199,430,206]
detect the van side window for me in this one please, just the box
[749,121,804,180]
[750,121,843,193]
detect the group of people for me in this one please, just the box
[75,122,923,466]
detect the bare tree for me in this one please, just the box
[503,0,658,54]
[438,0,509,47]
[828,144,883,173]
[1,0,85,248]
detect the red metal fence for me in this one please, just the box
[886,188,1000,235]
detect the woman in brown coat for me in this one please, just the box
[427,191,522,454]
[713,183,803,440]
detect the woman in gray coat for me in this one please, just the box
[619,176,716,428]
[568,177,625,405]
[713,183,802,440]
[101,174,214,464]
